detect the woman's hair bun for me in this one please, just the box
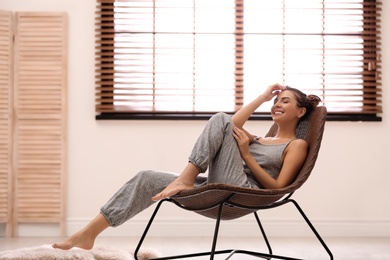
[307,94,321,108]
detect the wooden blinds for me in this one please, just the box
[0,10,13,237]
[3,12,68,236]
[95,0,382,120]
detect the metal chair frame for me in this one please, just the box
[134,192,333,260]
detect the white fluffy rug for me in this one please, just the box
[0,245,160,260]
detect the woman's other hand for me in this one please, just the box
[233,125,251,159]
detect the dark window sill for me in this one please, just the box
[96,113,382,122]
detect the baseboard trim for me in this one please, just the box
[3,218,388,237]
[67,218,390,238]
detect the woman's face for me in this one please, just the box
[271,90,306,121]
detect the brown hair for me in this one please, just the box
[285,86,321,121]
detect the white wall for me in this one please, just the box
[1,0,389,238]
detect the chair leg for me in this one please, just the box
[209,201,225,260]
[254,211,273,255]
[224,202,333,260]
[289,199,334,260]
[134,198,167,260]
[224,211,305,260]
[134,199,233,260]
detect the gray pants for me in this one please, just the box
[100,112,258,227]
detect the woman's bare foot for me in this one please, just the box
[52,214,109,250]
[52,230,95,250]
[152,178,194,201]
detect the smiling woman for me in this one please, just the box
[53,83,320,250]
[95,0,382,121]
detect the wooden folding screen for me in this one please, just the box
[0,11,67,237]
[0,10,13,237]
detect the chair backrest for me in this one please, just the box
[265,106,327,192]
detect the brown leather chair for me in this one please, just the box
[135,106,333,260]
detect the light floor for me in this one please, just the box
[1,236,390,259]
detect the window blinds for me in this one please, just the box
[95,0,382,120]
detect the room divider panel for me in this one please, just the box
[0,10,14,238]
[0,11,68,237]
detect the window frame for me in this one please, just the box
[95,0,382,122]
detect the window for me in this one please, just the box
[95,0,382,121]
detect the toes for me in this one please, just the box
[151,193,163,201]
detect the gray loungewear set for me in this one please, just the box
[100,112,293,227]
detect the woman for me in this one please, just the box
[53,83,320,250]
